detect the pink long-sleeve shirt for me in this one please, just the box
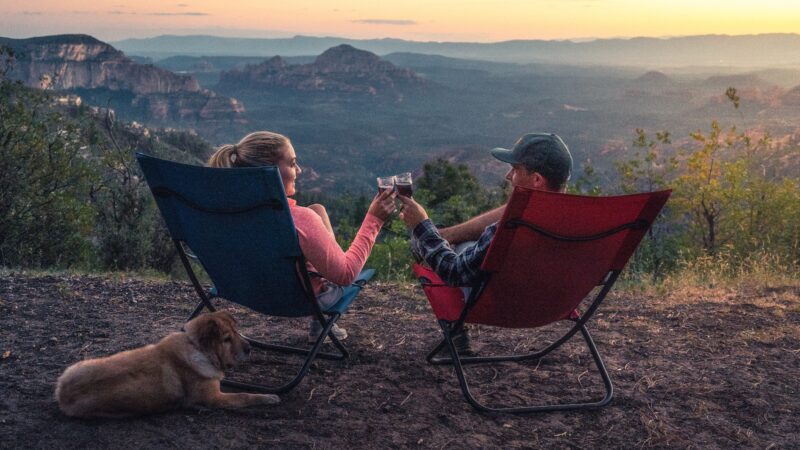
[288,198,383,295]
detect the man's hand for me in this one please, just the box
[397,195,429,229]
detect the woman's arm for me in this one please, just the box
[296,209,383,286]
[295,191,396,286]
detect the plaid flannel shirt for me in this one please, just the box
[411,219,498,287]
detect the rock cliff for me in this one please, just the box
[0,34,244,124]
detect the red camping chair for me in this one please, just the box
[413,187,671,413]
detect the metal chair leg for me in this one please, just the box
[439,321,614,413]
[221,315,347,394]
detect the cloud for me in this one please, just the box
[352,19,417,26]
[176,3,189,6]
[21,11,43,15]
[145,12,209,16]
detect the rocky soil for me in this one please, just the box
[1,273,798,448]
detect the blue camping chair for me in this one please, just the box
[136,153,374,393]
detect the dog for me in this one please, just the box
[55,311,279,418]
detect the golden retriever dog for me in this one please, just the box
[55,311,279,418]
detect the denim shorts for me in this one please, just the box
[316,280,345,311]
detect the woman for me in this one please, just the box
[208,131,396,342]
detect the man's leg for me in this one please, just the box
[453,242,475,301]
[447,242,476,355]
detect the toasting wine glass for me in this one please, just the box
[394,172,413,197]
[377,175,396,194]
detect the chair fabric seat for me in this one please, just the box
[413,265,466,322]
[413,264,584,325]
[322,269,375,315]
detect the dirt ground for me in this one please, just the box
[1,273,798,449]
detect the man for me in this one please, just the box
[397,133,572,353]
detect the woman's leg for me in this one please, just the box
[309,281,347,343]
[308,203,335,237]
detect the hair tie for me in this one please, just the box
[230,144,238,162]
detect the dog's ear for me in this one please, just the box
[216,311,237,326]
[198,317,221,350]
[185,315,221,350]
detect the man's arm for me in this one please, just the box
[439,205,505,245]
[411,219,495,287]
[398,195,494,287]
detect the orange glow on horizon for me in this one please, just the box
[2,0,799,42]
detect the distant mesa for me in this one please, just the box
[217,44,426,96]
[635,71,674,86]
[623,70,679,99]
[0,34,245,125]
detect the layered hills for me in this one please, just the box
[113,33,800,68]
[3,34,800,192]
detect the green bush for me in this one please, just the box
[0,77,96,267]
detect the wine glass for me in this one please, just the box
[394,172,413,197]
[377,175,396,194]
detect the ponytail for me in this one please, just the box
[207,144,237,168]
[207,132,289,168]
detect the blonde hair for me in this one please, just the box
[208,131,290,168]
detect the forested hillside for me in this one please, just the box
[1,44,797,284]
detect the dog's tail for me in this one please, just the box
[55,363,94,418]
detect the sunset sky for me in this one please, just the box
[2,0,799,42]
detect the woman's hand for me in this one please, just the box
[397,195,429,229]
[367,189,397,221]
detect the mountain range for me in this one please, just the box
[217,45,426,96]
[112,34,800,68]
[3,34,799,192]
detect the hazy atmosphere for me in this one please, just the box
[2,1,798,448]
[3,0,800,41]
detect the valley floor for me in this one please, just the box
[1,274,798,448]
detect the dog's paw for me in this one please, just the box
[260,394,280,405]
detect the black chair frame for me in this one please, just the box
[175,239,352,395]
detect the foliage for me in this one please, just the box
[1,61,797,288]
[0,51,198,272]
[88,116,160,270]
[0,65,95,267]
[365,218,416,281]
[414,158,505,227]
[568,159,604,196]
[156,129,214,161]
[616,91,799,283]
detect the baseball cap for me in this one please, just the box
[491,133,572,185]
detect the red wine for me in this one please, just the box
[396,182,413,197]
